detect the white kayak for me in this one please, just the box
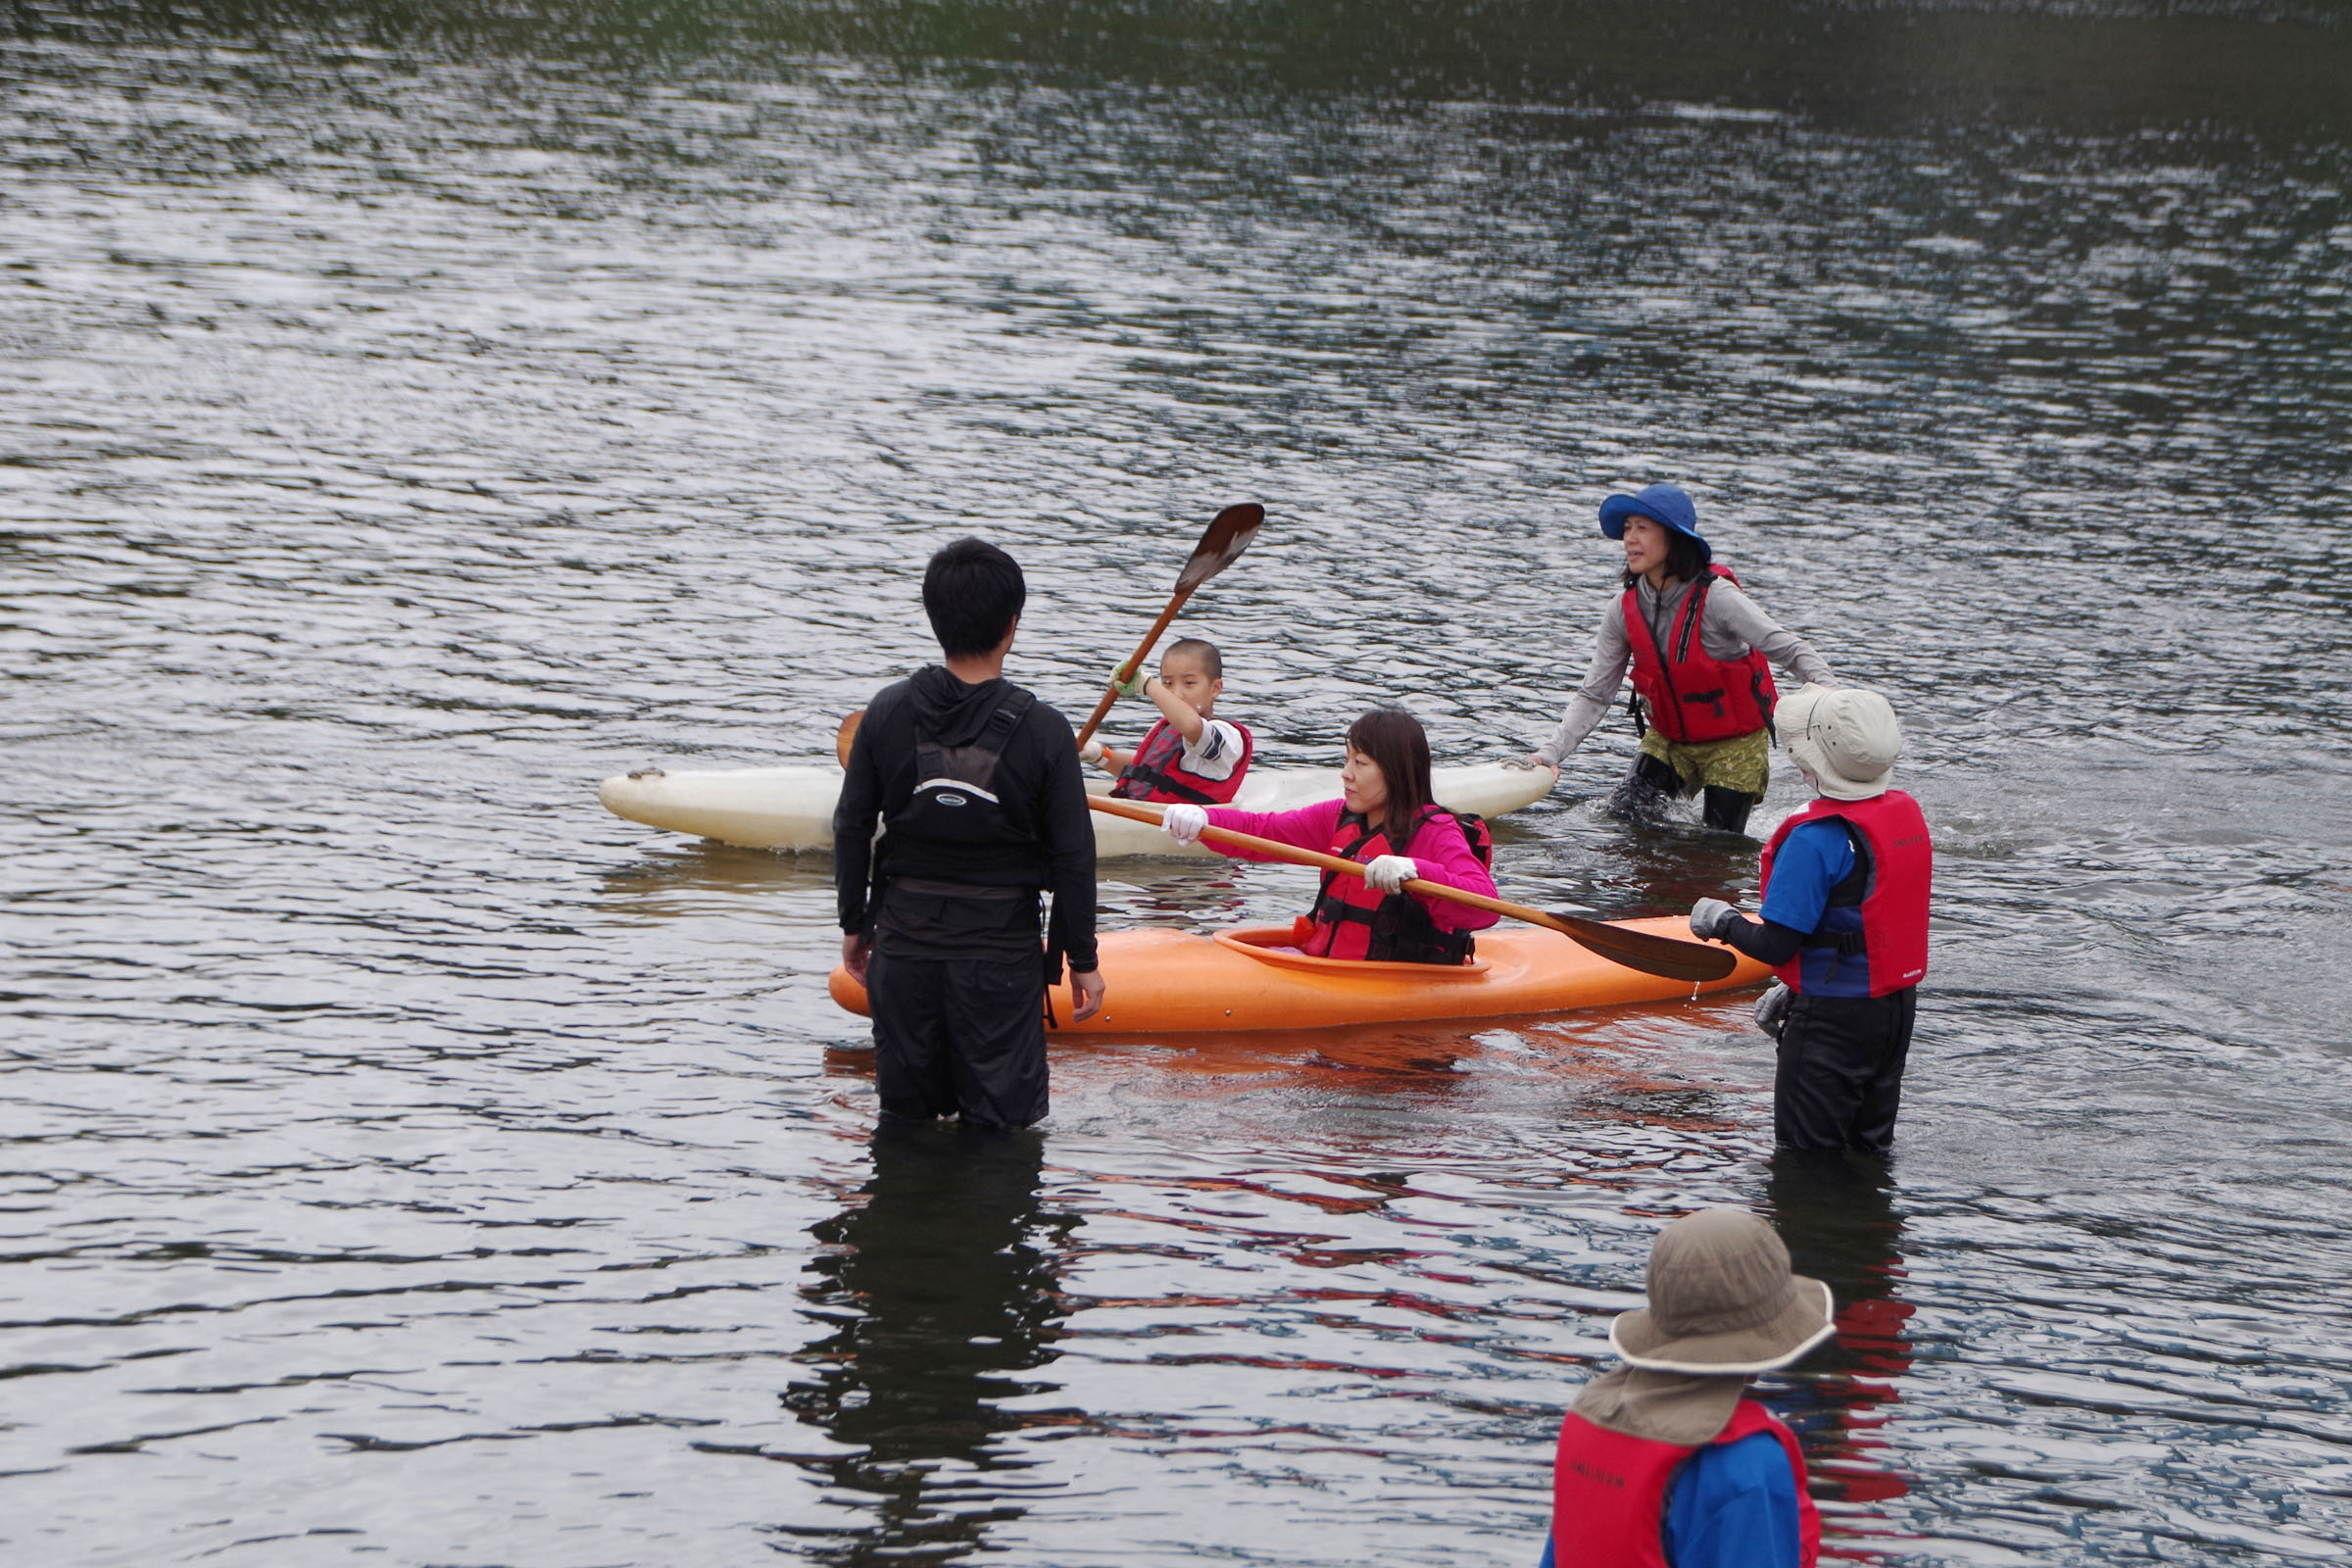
[598,760,1556,858]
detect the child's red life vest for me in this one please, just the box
[1549,1398,1820,1568]
[1622,564,1779,745]
[1110,718,1253,805]
[1294,808,1492,964]
[1759,790,1933,997]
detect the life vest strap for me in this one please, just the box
[1799,930,1870,956]
[1110,761,1219,805]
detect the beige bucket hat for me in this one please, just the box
[1775,684,1902,802]
[1608,1208,1836,1375]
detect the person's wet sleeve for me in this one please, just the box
[1036,708,1100,973]
[1663,1431,1805,1568]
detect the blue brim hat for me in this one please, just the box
[1598,483,1710,564]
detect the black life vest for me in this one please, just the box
[1301,808,1494,964]
[875,688,1045,891]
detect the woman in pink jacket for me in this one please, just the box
[1160,707,1499,964]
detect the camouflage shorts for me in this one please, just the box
[1638,725,1771,799]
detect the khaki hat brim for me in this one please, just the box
[1609,1277,1836,1375]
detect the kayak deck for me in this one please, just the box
[828,919,1768,1034]
[601,759,1555,858]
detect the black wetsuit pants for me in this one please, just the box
[1613,752,1757,835]
[866,950,1050,1130]
[1775,987,1917,1155]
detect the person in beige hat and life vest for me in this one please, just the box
[1688,685,1933,1153]
[1539,1207,1835,1568]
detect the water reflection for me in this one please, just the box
[781,1122,1073,1564]
[1764,1151,1915,1539]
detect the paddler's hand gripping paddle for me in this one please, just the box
[1071,502,1264,750]
[1086,795,1737,984]
[831,502,1265,768]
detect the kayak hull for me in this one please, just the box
[600,760,1555,858]
[827,919,1767,1033]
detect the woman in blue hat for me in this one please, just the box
[1521,484,1835,835]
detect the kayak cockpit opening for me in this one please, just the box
[1212,926,1491,979]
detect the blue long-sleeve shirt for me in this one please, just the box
[1538,1430,1804,1568]
[1756,818,1855,936]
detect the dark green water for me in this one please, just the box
[3,2,2348,1564]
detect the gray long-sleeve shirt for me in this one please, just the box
[1533,575,1836,764]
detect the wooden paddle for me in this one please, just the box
[1086,795,1737,983]
[829,503,1265,768]
[1071,502,1266,750]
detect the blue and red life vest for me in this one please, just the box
[1549,1398,1821,1568]
[1623,564,1779,746]
[1296,808,1492,964]
[1759,791,1933,998]
[1110,718,1253,806]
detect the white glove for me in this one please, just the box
[1161,804,1208,844]
[1079,738,1105,763]
[1364,855,1419,894]
[1752,981,1791,1039]
[1690,898,1740,941]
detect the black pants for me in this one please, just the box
[1609,752,1756,835]
[1775,987,1917,1154]
[865,950,1050,1129]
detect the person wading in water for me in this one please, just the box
[1522,484,1835,836]
[833,538,1103,1129]
[1538,1207,1836,1568]
[1689,685,1932,1154]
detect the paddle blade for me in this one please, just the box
[1546,914,1739,983]
[1173,503,1265,591]
[835,710,863,767]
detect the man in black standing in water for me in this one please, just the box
[834,537,1104,1128]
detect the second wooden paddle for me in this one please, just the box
[1086,795,1737,983]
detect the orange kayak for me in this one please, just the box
[827,919,1769,1034]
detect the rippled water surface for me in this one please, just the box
[4,2,2350,1563]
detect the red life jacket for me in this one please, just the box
[1549,1398,1820,1568]
[1759,790,1933,997]
[1110,718,1253,805]
[1296,808,1492,964]
[1622,564,1779,745]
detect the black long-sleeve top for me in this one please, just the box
[1719,914,1805,968]
[833,665,1100,975]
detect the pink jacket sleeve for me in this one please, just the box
[1202,799,1347,861]
[1403,813,1500,933]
